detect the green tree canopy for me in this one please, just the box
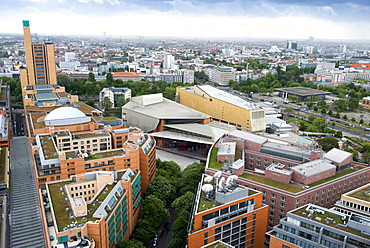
[140,195,170,225]
[146,176,175,205]
[317,137,339,152]
[171,191,194,213]
[131,219,157,247]
[179,163,205,194]
[116,239,145,248]
[102,96,112,110]
[116,96,127,108]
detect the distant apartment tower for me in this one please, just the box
[188,174,268,248]
[99,87,131,108]
[65,52,76,62]
[286,40,297,50]
[163,54,175,69]
[215,67,234,86]
[20,20,57,89]
[267,204,370,248]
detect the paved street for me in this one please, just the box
[156,148,202,171]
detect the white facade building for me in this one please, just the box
[99,87,131,108]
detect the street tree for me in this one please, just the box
[171,191,195,213]
[131,219,157,247]
[179,162,205,194]
[116,96,127,108]
[317,100,327,109]
[317,137,339,152]
[348,98,359,111]
[146,176,176,205]
[345,148,359,162]
[332,99,347,112]
[102,96,112,110]
[116,239,145,248]
[140,195,170,225]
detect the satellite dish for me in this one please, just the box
[213,171,222,179]
[218,177,225,190]
[202,184,214,193]
[204,176,213,183]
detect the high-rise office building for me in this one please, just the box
[286,40,298,50]
[20,20,57,89]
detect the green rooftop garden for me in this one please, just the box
[348,185,370,202]
[240,173,304,193]
[48,181,117,232]
[0,148,6,184]
[208,147,222,170]
[85,150,124,160]
[0,88,6,102]
[309,165,365,187]
[40,135,58,159]
[74,132,109,139]
[293,206,370,239]
[197,190,222,213]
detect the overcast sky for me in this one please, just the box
[1,0,370,40]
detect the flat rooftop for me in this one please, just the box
[291,159,336,177]
[218,142,236,156]
[228,130,268,145]
[347,184,370,202]
[195,85,263,111]
[324,148,352,164]
[275,87,332,96]
[48,180,115,232]
[292,204,370,239]
[124,94,210,119]
[197,174,258,213]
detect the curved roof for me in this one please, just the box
[44,107,87,121]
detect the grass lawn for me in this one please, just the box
[309,166,365,187]
[287,117,322,133]
[239,173,303,193]
[335,123,369,135]
[349,185,370,202]
[208,147,222,170]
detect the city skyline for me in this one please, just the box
[1,0,370,40]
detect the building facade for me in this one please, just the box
[267,204,370,248]
[177,85,265,132]
[215,67,234,86]
[20,20,57,88]
[206,130,370,229]
[99,87,131,108]
[46,169,142,248]
[188,174,268,248]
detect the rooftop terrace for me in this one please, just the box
[48,180,116,232]
[348,185,370,202]
[39,134,58,159]
[85,149,126,160]
[292,205,370,239]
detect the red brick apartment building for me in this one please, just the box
[207,130,370,229]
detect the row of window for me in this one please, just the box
[71,190,95,198]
